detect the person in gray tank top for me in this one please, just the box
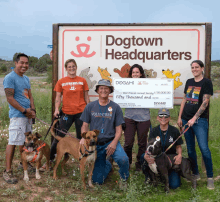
[124,64,151,171]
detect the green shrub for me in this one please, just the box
[31,87,52,123]
[0,101,10,128]
[29,56,38,67]
[34,59,47,72]
[211,65,220,80]
[46,65,52,83]
[13,52,22,61]
[0,64,7,73]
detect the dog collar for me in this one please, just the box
[79,145,95,161]
[155,152,163,159]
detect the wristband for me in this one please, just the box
[22,109,27,115]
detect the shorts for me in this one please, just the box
[8,117,32,146]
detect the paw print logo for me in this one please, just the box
[70,36,96,58]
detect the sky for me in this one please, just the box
[0,0,219,60]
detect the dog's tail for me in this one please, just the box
[50,119,63,141]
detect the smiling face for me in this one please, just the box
[132,67,142,78]
[24,132,41,152]
[66,61,77,77]
[14,56,29,76]
[97,86,111,99]
[191,62,204,78]
[157,114,170,127]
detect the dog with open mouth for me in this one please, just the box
[22,132,50,182]
[145,136,196,192]
[51,120,99,189]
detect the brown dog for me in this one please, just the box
[22,132,50,182]
[51,120,99,189]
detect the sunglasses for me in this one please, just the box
[158,114,170,118]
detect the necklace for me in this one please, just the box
[98,101,109,134]
[160,126,169,152]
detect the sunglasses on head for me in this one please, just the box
[158,114,170,118]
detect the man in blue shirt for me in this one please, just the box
[3,53,36,184]
[80,79,129,187]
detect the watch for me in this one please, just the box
[22,109,27,115]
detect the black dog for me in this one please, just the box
[145,137,196,192]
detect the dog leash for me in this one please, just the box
[164,123,190,153]
[42,117,58,141]
[35,117,77,139]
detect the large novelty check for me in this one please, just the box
[113,78,174,108]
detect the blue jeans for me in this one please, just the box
[140,153,181,189]
[92,141,129,184]
[182,118,213,178]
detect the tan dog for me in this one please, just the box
[51,120,99,189]
[22,132,50,182]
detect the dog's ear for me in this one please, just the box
[93,130,99,136]
[24,131,31,136]
[81,132,87,139]
[35,132,42,139]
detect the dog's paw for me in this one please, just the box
[88,181,94,188]
[23,176,29,182]
[36,174,41,180]
[165,187,170,193]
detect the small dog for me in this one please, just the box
[51,120,99,189]
[145,137,196,192]
[22,132,50,182]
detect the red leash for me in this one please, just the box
[164,124,190,153]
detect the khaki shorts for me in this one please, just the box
[8,117,32,146]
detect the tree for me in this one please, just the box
[13,52,22,61]
[40,54,52,65]
[34,59,47,72]
[29,56,38,67]
[0,64,7,73]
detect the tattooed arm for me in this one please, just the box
[187,94,211,127]
[54,91,62,117]
[177,94,187,128]
[5,88,34,118]
[5,88,25,112]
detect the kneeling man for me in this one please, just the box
[80,79,129,185]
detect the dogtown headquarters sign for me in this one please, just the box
[52,23,212,109]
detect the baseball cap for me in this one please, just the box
[158,108,170,116]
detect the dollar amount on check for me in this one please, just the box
[113,78,174,108]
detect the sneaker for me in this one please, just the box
[119,178,128,191]
[18,162,35,172]
[207,178,215,190]
[3,170,18,184]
